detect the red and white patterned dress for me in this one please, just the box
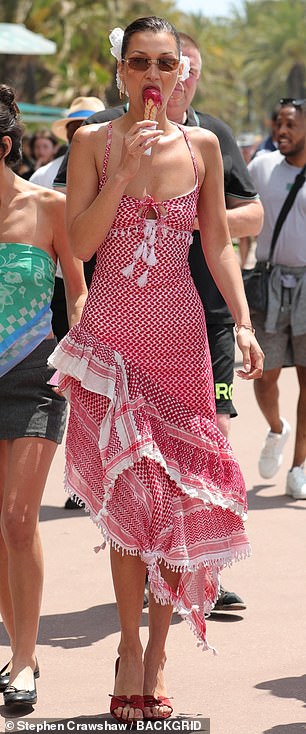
[49,123,250,650]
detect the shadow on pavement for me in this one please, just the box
[0,702,36,717]
[263,726,306,733]
[41,493,302,519]
[39,504,86,522]
[0,604,182,650]
[256,673,306,707]
[209,612,244,623]
[247,485,306,512]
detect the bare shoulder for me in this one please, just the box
[27,185,66,228]
[29,183,65,206]
[17,177,64,207]
[71,121,110,147]
[185,125,220,154]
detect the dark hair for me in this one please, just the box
[0,84,24,164]
[121,16,180,60]
[30,128,58,157]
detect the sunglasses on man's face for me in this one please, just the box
[279,97,306,109]
[123,57,180,73]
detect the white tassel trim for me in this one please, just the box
[120,218,161,288]
[121,262,135,278]
[137,269,149,287]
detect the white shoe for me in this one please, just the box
[258,417,291,479]
[286,466,306,499]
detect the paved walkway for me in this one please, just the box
[1,360,305,733]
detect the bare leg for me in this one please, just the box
[254,367,282,433]
[216,413,230,439]
[110,548,146,721]
[143,563,181,718]
[0,442,14,650]
[0,437,57,690]
[292,366,306,468]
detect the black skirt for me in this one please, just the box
[0,338,67,442]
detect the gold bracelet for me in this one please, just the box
[235,323,255,334]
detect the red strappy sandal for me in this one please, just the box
[110,657,144,724]
[143,694,173,720]
[110,694,144,723]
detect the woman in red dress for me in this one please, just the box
[49,15,264,723]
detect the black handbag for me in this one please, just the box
[243,163,306,312]
[243,259,271,313]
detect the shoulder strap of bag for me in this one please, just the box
[267,163,306,266]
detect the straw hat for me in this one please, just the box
[51,96,105,140]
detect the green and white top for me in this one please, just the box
[0,243,56,377]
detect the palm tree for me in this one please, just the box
[1,0,182,105]
[234,0,306,127]
[179,13,247,133]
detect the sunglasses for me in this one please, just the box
[279,97,306,109]
[123,57,180,73]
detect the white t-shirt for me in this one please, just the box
[248,150,306,267]
[29,156,64,189]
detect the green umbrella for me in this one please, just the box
[0,23,56,55]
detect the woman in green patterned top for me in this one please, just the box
[0,85,87,708]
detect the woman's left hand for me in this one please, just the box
[235,328,264,380]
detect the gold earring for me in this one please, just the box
[119,80,126,99]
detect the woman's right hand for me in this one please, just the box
[119,120,163,179]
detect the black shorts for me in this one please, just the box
[206,323,237,417]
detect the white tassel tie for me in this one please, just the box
[137,269,149,288]
[121,203,166,287]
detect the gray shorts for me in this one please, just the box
[252,296,306,371]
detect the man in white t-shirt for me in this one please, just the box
[248,98,306,499]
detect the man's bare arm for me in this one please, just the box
[225,196,263,239]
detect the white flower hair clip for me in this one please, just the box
[180,54,190,81]
[109,27,127,96]
[109,27,124,61]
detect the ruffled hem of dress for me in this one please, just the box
[65,482,251,571]
[64,481,250,652]
[93,441,247,523]
[49,331,248,521]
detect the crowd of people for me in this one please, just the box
[0,12,305,724]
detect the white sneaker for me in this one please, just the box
[258,417,291,479]
[286,466,306,500]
